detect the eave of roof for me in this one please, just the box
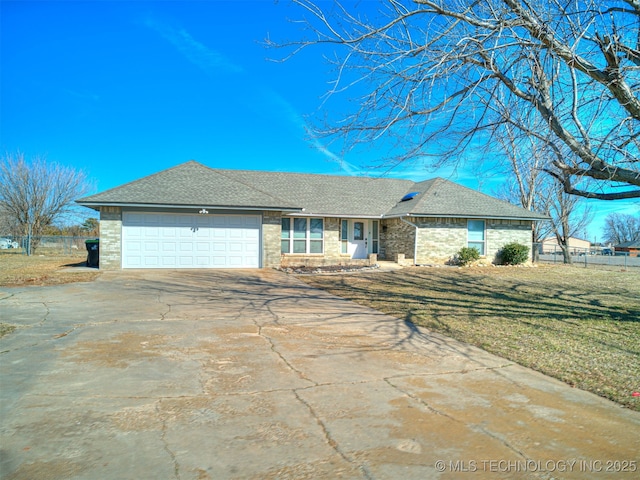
[384,212,549,221]
[76,201,303,213]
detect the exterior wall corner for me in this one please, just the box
[262,211,282,268]
[99,206,122,270]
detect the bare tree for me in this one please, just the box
[273,0,640,199]
[546,182,592,264]
[493,120,553,261]
[0,152,92,251]
[603,213,640,243]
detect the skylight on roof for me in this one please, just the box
[400,191,420,202]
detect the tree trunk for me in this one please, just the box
[560,244,573,265]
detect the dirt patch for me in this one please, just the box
[0,323,16,338]
[279,264,380,274]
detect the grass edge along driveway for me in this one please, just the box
[299,266,640,411]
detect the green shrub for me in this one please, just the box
[456,247,480,266]
[499,242,529,265]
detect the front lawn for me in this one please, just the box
[0,251,99,287]
[299,265,640,410]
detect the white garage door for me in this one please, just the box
[122,212,261,268]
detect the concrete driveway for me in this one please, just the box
[1,270,638,479]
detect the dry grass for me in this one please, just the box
[299,265,640,410]
[0,251,100,287]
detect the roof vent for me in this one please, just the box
[400,191,420,202]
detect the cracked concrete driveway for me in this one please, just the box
[1,270,639,479]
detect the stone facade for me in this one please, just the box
[410,217,533,264]
[486,219,533,261]
[413,217,467,264]
[262,211,282,268]
[98,206,122,270]
[380,218,416,263]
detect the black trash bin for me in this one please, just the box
[85,239,99,268]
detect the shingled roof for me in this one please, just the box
[77,161,547,220]
[384,178,547,219]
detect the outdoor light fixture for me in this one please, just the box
[199,209,209,214]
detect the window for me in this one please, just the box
[281,218,291,254]
[310,218,323,253]
[372,220,379,254]
[293,218,307,253]
[468,220,485,255]
[354,221,364,240]
[281,217,324,254]
[341,220,348,254]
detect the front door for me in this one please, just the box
[349,221,367,259]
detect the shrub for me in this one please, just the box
[456,246,480,266]
[499,242,529,265]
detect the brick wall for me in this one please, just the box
[323,218,341,260]
[414,217,466,264]
[486,219,533,262]
[408,217,534,265]
[98,206,122,270]
[262,211,282,268]
[381,218,416,263]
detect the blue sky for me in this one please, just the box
[1,0,637,241]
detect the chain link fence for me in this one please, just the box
[0,236,97,257]
[533,243,639,269]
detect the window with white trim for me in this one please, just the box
[372,220,379,254]
[467,219,486,255]
[341,220,348,254]
[281,217,324,254]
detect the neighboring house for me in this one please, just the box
[614,241,640,257]
[539,237,591,255]
[76,161,548,270]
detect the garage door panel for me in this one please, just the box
[179,243,194,252]
[178,258,193,267]
[126,256,142,267]
[162,243,177,252]
[212,242,227,252]
[122,213,260,268]
[145,242,160,252]
[229,243,243,253]
[160,228,177,239]
[195,242,210,252]
[143,256,160,267]
[161,257,176,267]
[227,256,243,267]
